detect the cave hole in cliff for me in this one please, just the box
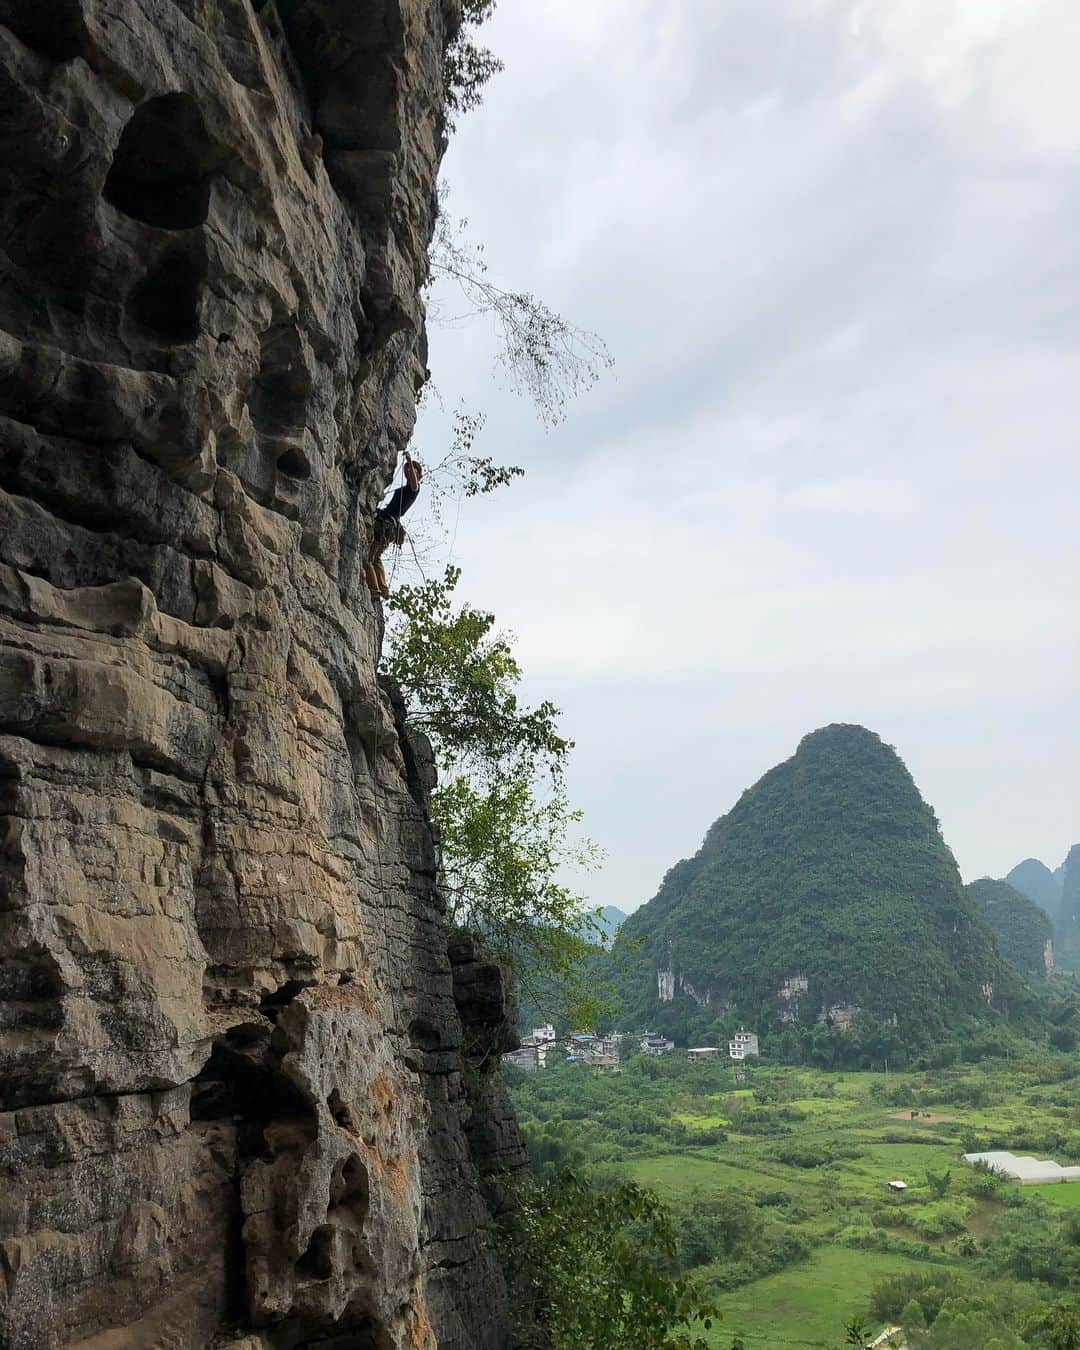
[249,321,312,438]
[2,0,87,60]
[104,93,217,229]
[3,0,88,60]
[296,1224,336,1282]
[326,1088,356,1130]
[329,1153,370,1218]
[190,1032,316,1155]
[128,246,205,343]
[259,979,307,1020]
[409,1017,442,1052]
[276,445,312,480]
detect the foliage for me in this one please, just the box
[672,1190,811,1287]
[1059,846,1080,972]
[384,566,604,1021]
[980,1201,1080,1286]
[509,1056,1080,1344]
[925,1167,951,1200]
[611,724,1035,1058]
[428,203,612,424]
[502,1170,720,1349]
[443,0,502,126]
[967,877,1053,981]
[385,565,565,776]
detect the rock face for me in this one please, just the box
[0,2,522,1347]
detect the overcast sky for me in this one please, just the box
[410,0,1080,913]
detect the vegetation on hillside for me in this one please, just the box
[1058,846,1080,973]
[383,565,610,1026]
[612,724,1033,1059]
[968,878,1054,981]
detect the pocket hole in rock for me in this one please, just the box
[104,93,217,229]
[128,247,205,343]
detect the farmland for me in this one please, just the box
[508,1051,1080,1347]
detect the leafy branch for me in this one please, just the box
[428,203,613,425]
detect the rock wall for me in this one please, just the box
[0,2,523,1346]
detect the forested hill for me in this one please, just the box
[597,905,627,941]
[1057,845,1080,970]
[966,878,1053,980]
[614,724,1029,1051]
[1005,857,1062,916]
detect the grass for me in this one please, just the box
[700,1246,932,1348]
[510,1053,1080,1344]
[1029,1182,1080,1207]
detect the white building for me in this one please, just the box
[728,1029,759,1060]
[963,1151,1080,1185]
[531,1024,557,1044]
[687,1047,719,1061]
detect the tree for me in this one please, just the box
[844,1317,872,1349]
[503,1170,720,1350]
[926,1168,952,1200]
[383,565,606,1023]
[443,0,503,127]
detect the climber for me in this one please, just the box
[365,450,423,599]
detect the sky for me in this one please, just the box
[410,0,1080,913]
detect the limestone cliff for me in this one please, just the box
[0,2,524,1346]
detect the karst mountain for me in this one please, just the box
[615,724,1028,1047]
[966,878,1054,981]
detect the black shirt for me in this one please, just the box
[380,482,419,520]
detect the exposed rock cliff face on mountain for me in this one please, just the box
[615,725,1027,1048]
[0,2,524,1346]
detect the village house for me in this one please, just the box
[728,1029,760,1060]
[687,1047,719,1061]
[588,1053,620,1072]
[640,1032,675,1056]
[502,1046,541,1072]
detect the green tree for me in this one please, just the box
[443,0,502,126]
[926,1167,952,1200]
[503,1170,720,1349]
[844,1317,872,1348]
[383,565,606,1022]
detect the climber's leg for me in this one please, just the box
[373,548,389,598]
[365,537,384,597]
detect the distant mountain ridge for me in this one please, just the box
[1005,858,1062,917]
[614,724,1029,1050]
[596,905,627,941]
[1000,847,1080,973]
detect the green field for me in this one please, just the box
[509,1052,1080,1347]
[701,1247,928,1347]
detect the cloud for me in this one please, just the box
[410,0,1080,909]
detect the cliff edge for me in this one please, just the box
[0,1,523,1345]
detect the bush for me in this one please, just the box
[502,1171,719,1349]
[773,1143,832,1169]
